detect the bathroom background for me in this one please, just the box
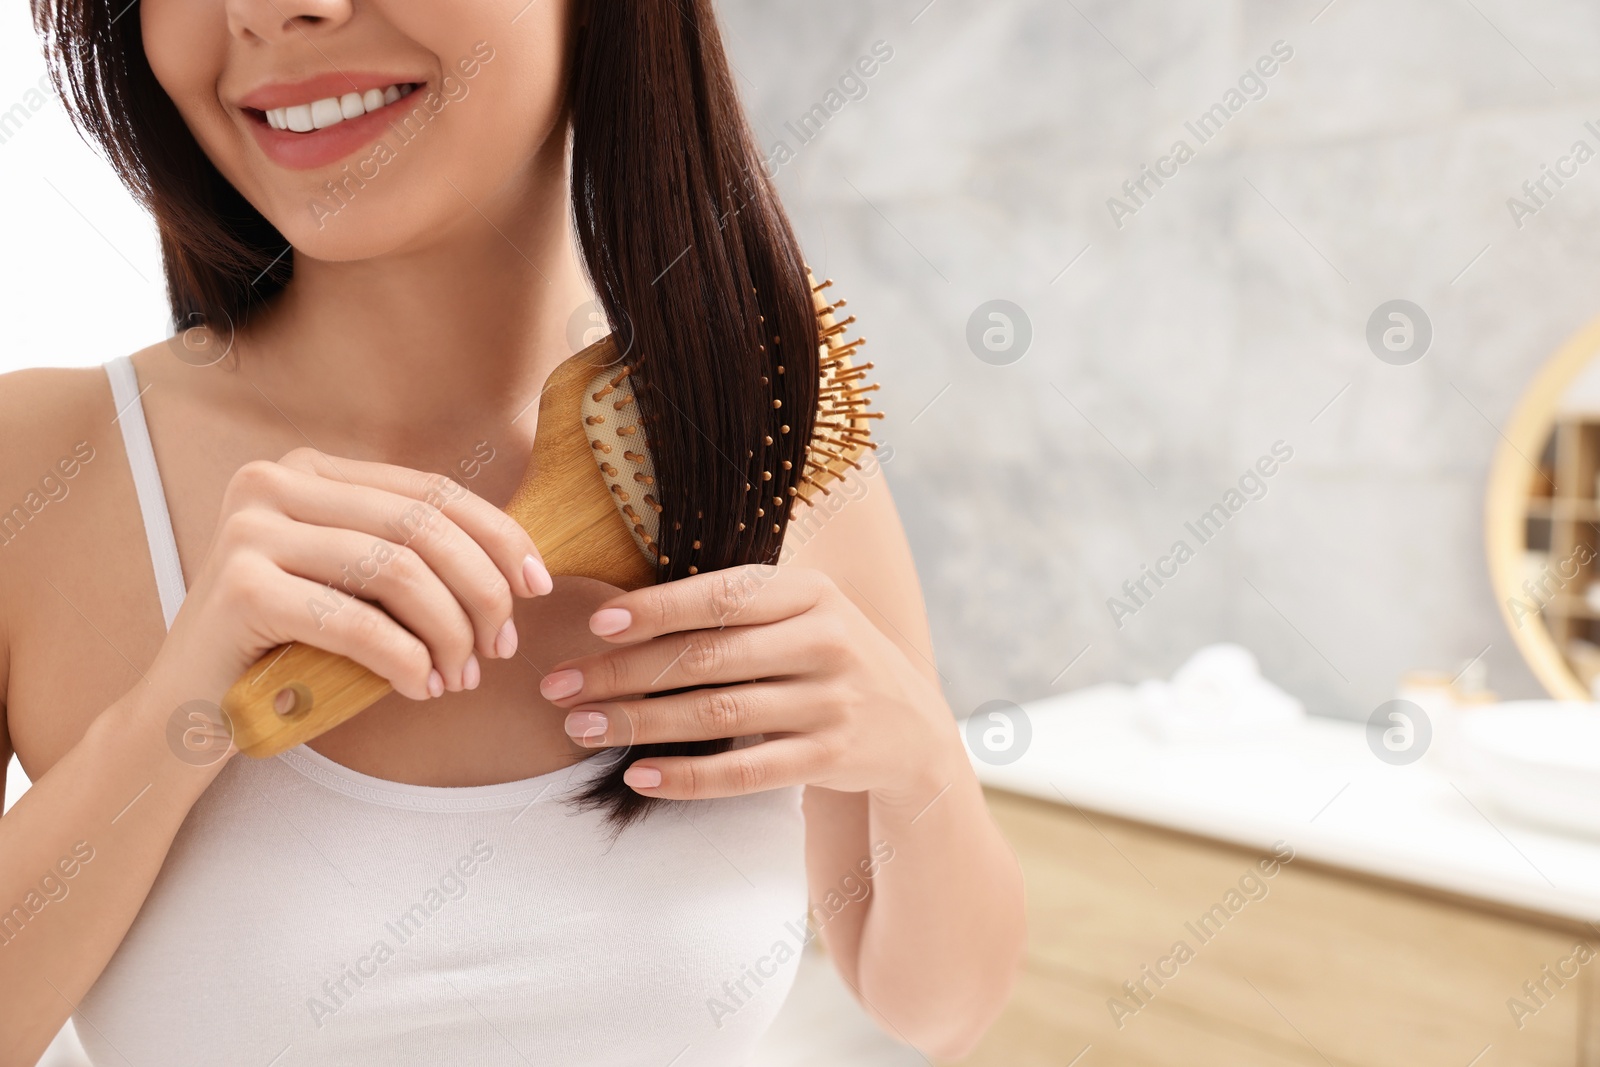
[712,0,1600,721]
[5,0,1600,1063]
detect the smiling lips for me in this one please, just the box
[262,82,420,132]
[240,75,427,171]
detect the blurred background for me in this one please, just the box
[719,0,1600,720]
[9,0,1600,1064]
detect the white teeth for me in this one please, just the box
[261,83,414,133]
[310,97,342,129]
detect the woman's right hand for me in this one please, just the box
[147,446,551,712]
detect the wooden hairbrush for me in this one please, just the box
[220,272,879,757]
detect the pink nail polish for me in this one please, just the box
[624,765,662,789]
[540,669,583,700]
[564,710,608,746]
[523,554,553,597]
[427,669,445,699]
[495,618,518,659]
[463,655,481,691]
[590,607,632,637]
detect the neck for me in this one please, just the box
[237,155,595,464]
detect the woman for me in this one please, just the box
[1,0,1024,1062]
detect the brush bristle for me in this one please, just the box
[793,271,881,510]
[582,364,663,560]
[582,270,879,561]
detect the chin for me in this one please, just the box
[261,166,464,263]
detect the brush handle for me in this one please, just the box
[220,342,654,758]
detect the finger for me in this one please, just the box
[276,447,552,599]
[562,682,823,749]
[585,566,832,643]
[540,623,812,707]
[619,738,822,799]
[231,555,438,701]
[247,510,479,691]
[250,462,520,661]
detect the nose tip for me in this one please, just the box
[226,0,354,43]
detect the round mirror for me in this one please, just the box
[1487,312,1600,700]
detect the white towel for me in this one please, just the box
[1134,644,1304,743]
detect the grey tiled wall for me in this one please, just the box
[719,0,1600,719]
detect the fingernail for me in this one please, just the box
[540,669,583,700]
[589,607,632,637]
[523,554,553,597]
[564,710,608,746]
[427,669,445,699]
[463,654,481,691]
[495,618,518,659]
[624,765,662,789]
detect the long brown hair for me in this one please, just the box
[33,0,820,826]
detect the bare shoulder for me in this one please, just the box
[0,360,113,737]
[0,360,123,525]
[0,347,174,755]
[0,351,142,642]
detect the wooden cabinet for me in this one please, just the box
[954,789,1600,1067]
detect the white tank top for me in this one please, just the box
[77,356,809,1065]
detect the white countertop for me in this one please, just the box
[968,684,1600,926]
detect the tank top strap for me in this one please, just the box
[105,355,187,631]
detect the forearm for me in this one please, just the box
[849,745,1026,1059]
[0,684,225,1064]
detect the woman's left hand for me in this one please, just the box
[539,565,961,803]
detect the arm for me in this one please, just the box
[0,681,230,1064]
[540,457,1027,1058]
[788,466,1026,1058]
[0,374,233,1061]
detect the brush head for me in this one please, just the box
[581,267,880,565]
